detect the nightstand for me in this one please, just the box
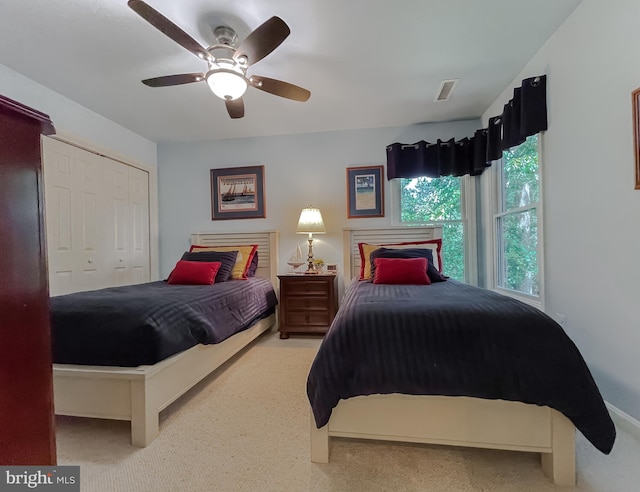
[277,274,338,339]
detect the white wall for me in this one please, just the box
[0,63,157,167]
[157,120,479,280]
[480,0,640,421]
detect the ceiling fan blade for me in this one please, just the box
[142,73,205,87]
[249,75,310,102]
[128,0,210,61]
[233,17,290,67]
[225,98,245,119]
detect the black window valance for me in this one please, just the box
[386,75,548,179]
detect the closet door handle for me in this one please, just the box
[87,259,93,264]
[119,258,124,262]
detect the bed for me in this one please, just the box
[52,230,279,447]
[308,227,615,485]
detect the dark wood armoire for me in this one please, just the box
[0,95,57,465]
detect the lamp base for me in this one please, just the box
[305,237,317,274]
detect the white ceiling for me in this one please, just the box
[0,0,581,143]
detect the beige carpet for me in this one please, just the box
[56,331,640,491]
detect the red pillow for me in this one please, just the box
[167,260,221,285]
[373,257,431,285]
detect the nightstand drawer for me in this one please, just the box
[286,280,330,296]
[286,296,330,310]
[285,312,331,327]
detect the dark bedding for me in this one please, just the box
[51,277,277,367]
[307,279,616,454]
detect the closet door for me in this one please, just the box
[74,148,105,291]
[43,137,151,294]
[43,138,104,295]
[105,158,131,287]
[129,166,150,284]
[43,138,75,295]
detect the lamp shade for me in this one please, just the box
[206,65,248,101]
[296,207,326,234]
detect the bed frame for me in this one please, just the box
[310,227,576,486]
[53,230,279,447]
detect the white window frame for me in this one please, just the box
[390,175,477,286]
[490,134,545,310]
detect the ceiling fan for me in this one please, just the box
[127,0,311,119]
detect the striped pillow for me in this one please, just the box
[189,245,258,280]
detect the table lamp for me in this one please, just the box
[296,206,326,273]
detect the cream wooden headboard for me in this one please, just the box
[342,227,443,283]
[190,231,279,288]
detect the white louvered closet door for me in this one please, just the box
[43,137,150,295]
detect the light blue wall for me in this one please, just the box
[0,63,157,167]
[480,0,640,421]
[157,120,480,278]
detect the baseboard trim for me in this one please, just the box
[606,401,640,440]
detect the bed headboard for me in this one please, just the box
[343,226,443,283]
[190,231,279,288]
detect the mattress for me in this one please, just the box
[51,277,277,367]
[307,279,616,454]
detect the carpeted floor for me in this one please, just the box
[56,330,640,491]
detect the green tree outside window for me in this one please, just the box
[400,176,464,281]
[498,134,540,295]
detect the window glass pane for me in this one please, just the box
[498,209,538,296]
[400,176,461,222]
[400,176,464,282]
[501,134,539,211]
[441,222,464,282]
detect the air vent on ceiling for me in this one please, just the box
[434,79,459,102]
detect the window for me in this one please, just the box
[399,176,465,281]
[495,134,541,298]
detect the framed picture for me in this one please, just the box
[633,87,640,189]
[210,165,266,220]
[346,165,385,218]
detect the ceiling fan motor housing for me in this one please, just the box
[213,26,238,47]
[206,26,248,101]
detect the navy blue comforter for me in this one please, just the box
[51,277,277,367]
[307,279,615,454]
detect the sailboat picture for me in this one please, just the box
[219,177,257,208]
[221,183,236,202]
[210,165,266,220]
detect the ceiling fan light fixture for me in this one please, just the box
[128,3,311,115]
[206,68,248,100]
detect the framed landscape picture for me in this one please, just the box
[346,165,384,218]
[210,165,266,220]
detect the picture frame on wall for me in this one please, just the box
[210,165,266,220]
[346,165,385,218]
[632,87,640,189]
